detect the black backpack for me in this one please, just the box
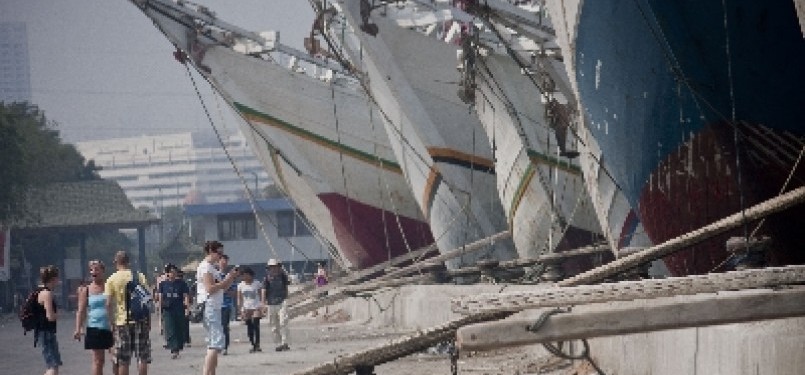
[19,287,47,344]
[125,271,154,322]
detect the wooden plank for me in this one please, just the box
[452,264,805,314]
[288,273,431,319]
[373,231,512,282]
[287,244,438,306]
[445,243,610,277]
[456,287,805,351]
[559,185,805,287]
[537,243,610,262]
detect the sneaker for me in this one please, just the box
[255,346,262,352]
[223,349,228,356]
[275,344,290,352]
[171,352,180,360]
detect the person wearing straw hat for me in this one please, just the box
[261,258,290,351]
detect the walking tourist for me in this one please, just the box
[262,258,290,351]
[177,269,192,346]
[197,240,239,375]
[156,263,190,359]
[217,254,237,355]
[312,262,328,317]
[74,260,113,375]
[37,265,62,375]
[237,267,263,353]
[105,251,151,375]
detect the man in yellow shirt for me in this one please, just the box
[105,251,151,375]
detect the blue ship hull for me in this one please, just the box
[574,0,805,275]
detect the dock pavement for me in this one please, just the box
[0,311,573,375]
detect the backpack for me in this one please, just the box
[19,287,46,344]
[126,271,154,321]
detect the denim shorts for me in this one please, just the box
[202,300,225,350]
[39,330,62,369]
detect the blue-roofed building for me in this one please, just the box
[184,198,330,276]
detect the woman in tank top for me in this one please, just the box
[74,260,113,375]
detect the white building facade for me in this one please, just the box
[185,199,331,276]
[76,131,271,210]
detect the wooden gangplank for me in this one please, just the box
[288,231,508,319]
[446,243,610,277]
[373,231,511,282]
[286,244,438,306]
[288,273,431,319]
[457,287,805,351]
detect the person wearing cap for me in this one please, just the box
[156,263,190,359]
[175,269,193,347]
[261,258,290,351]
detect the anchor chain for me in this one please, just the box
[449,341,459,375]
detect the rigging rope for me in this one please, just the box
[181,62,279,259]
[721,0,750,248]
[329,82,360,256]
[145,0,341,265]
[473,52,589,255]
[181,56,355,269]
[314,2,496,252]
[709,144,805,273]
[469,11,631,248]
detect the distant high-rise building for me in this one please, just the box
[75,131,273,212]
[0,22,31,103]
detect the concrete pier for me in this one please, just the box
[335,284,805,375]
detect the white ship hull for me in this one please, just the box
[473,52,603,260]
[336,0,519,268]
[129,0,434,269]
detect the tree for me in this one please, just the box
[0,102,100,223]
[0,105,28,223]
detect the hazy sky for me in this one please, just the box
[0,0,314,143]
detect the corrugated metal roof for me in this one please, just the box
[16,180,158,230]
[183,198,293,216]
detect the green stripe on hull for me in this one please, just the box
[526,150,582,175]
[508,149,581,226]
[234,102,402,174]
[509,162,536,226]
